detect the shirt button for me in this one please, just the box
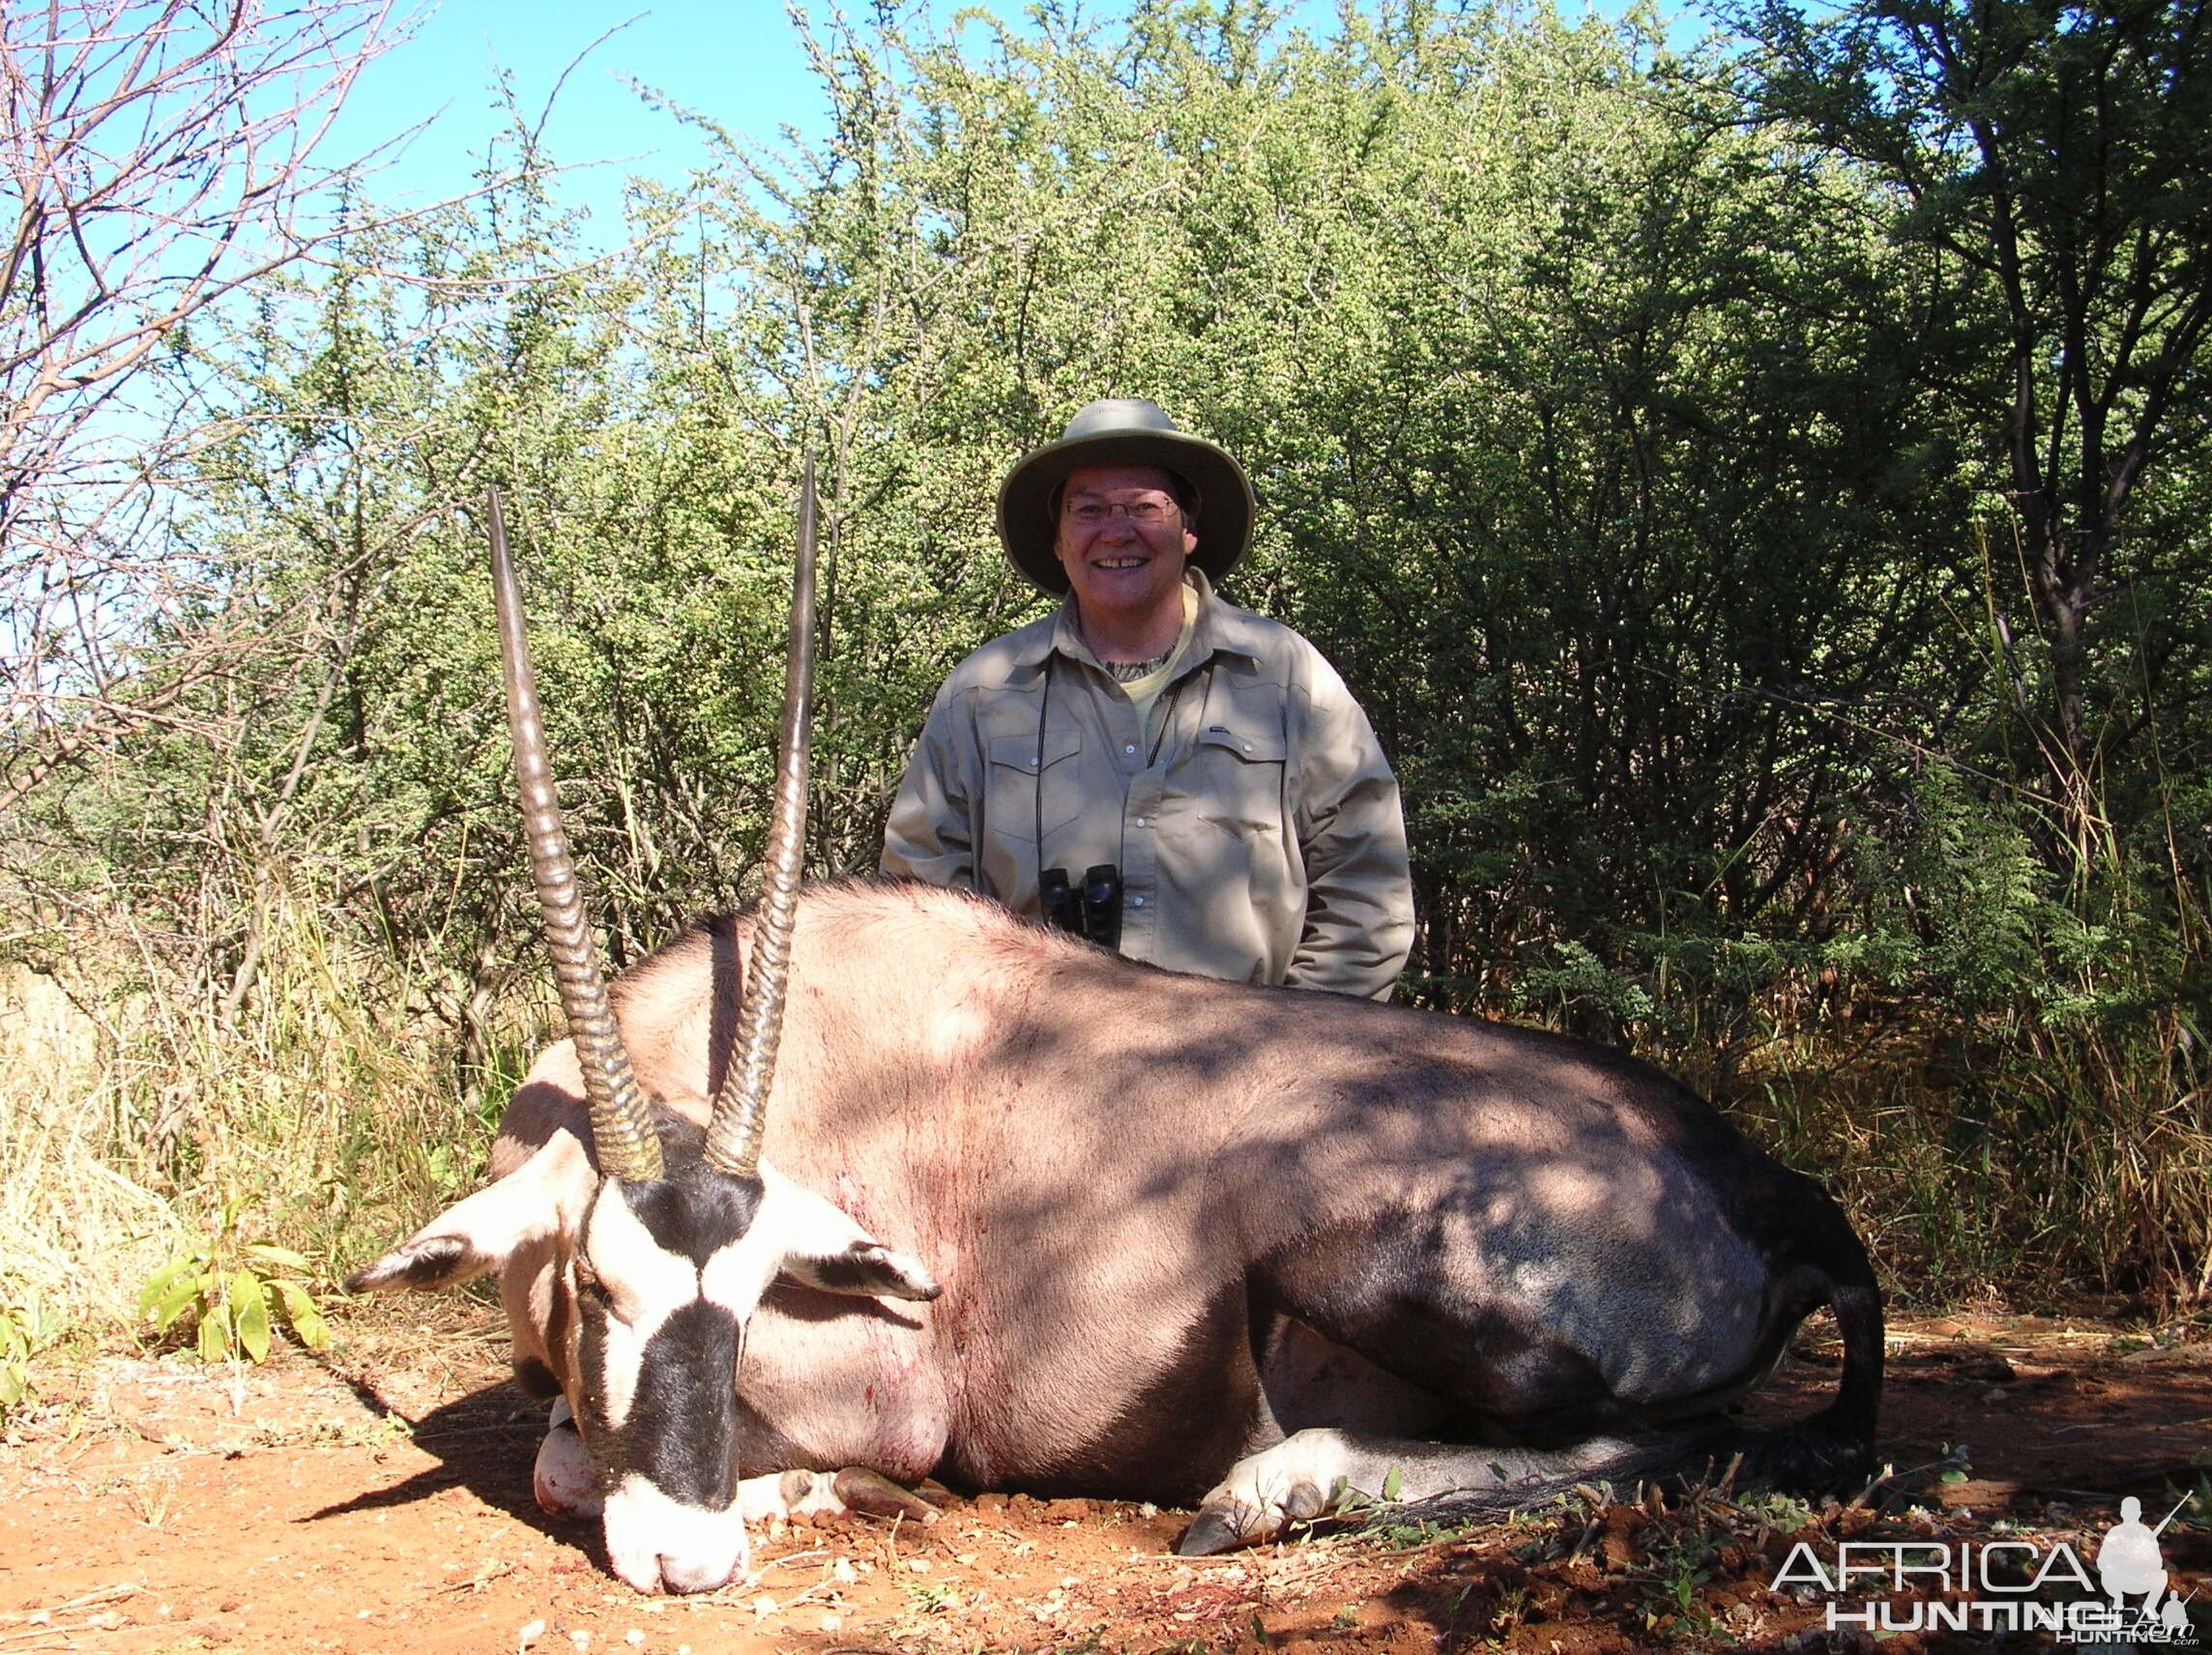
[1133,816,1147,827]
[1123,742,1137,755]
[1240,742,1253,753]
[1129,894,1146,907]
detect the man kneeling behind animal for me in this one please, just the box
[883,398,1414,999]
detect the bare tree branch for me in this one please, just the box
[1,0,405,765]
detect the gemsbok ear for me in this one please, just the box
[764,1171,942,1302]
[346,1133,594,1293]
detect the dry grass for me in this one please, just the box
[0,890,519,1347]
[0,964,180,1330]
[1722,997,2212,1309]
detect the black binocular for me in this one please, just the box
[1039,863,1122,948]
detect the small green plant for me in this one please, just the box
[1636,1535,1719,1638]
[1490,1582,1528,1635]
[1440,1582,1479,1640]
[0,1291,61,1416]
[1739,1491,1819,1530]
[903,1579,961,1615]
[139,1194,331,1363]
[1937,1440,1974,1485]
[1369,1515,1470,1550]
[1661,1550,1710,1617]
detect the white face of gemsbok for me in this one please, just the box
[569,1162,770,1592]
[347,1140,941,1595]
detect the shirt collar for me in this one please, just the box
[1021,569,1261,677]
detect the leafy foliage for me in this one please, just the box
[0,1291,60,1417]
[0,0,2205,1310]
[140,1196,331,1364]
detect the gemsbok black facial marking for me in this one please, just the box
[566,1164,765,1506]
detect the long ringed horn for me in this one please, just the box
[487,488,663,1184]
[704,459,818,1179]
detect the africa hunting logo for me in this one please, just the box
[1769,1495,2198,1641]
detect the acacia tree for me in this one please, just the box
[1730,0,2212,842]
[0,0,402,807]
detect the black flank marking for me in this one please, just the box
[1259,1215,1618,1438]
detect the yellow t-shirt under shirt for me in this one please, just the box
[1117,583,1201,746]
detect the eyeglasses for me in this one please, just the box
[1063,498,1179,529]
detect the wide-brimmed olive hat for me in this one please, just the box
[996,398,1255,595]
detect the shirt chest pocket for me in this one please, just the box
[985,729,1085,845]
[1182,721,1288,840]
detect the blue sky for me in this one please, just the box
[328,3,857,232]
[327,2,1353,237]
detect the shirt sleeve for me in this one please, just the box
[1285,676,1414,1001]
[879,682,979,890]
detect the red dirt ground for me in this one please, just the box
[3,1307,2208,1653]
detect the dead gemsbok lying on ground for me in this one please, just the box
[349,472,1882,1594]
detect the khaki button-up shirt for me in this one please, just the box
[880,574,1413,999]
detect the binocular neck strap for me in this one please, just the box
[1035,652,1053,867]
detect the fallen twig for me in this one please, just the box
[0,1585,139,1628]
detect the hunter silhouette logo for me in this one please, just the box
[2097,1496,2196,1638]
[1770,1493,2199,1641]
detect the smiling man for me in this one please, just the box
[880,398,1413,999]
